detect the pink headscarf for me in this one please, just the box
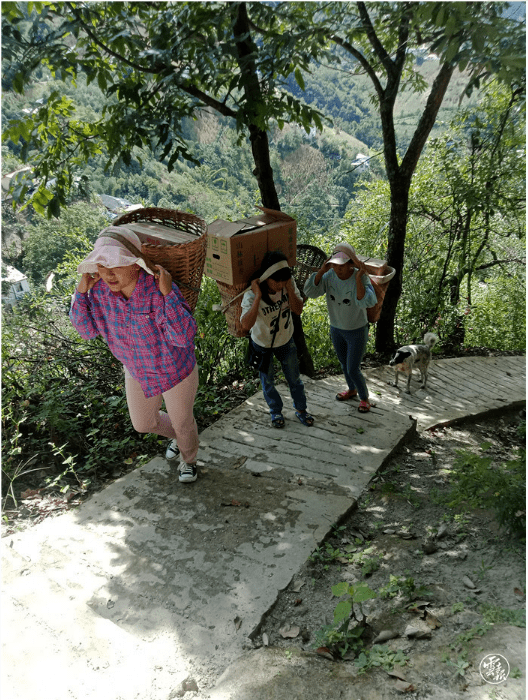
[77,226,154,275]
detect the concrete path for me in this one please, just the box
[2,356,525,700]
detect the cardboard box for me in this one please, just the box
[205,207,296,285]
[118,220,198,246]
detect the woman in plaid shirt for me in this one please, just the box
[70,227,200,483]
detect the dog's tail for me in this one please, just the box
[424,332,439,348]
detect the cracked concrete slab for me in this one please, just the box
[2,356,525,700]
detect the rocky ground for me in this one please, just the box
[2,351,525,699]
[251,409,526,699]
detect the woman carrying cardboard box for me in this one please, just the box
[241,251,314,429]
[70,227,200,483]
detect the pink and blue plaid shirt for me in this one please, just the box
[70,270,197,398]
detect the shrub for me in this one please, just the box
[463,277,526,351]
[447,442,526,539]
[1,287,161,500]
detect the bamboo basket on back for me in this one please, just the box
[113,207,207,313]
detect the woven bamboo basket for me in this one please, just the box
[113,207,207,313]
[216,280,249,338]
[366,265,396,324]
[293,244,327,298]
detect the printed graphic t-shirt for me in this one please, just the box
[241,279,302,348]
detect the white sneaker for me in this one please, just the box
[165,439,179,460]
[179,462,198,483]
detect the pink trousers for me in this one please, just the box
[124,365,199,464]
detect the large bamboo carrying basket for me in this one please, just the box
[216,280,249,338]
[113,207,207,313]
[293,244,328,299]
[365,264,396,324]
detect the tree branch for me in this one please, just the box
[329,33,383,98]
[400,62,455,179]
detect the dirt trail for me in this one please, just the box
[254,410,526,699]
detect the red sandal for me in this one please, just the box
[335,389,358,401]
[358,400,371,413]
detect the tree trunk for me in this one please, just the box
[248,124,281,210]
[233,2,280,211]
[233,2,313,371]
[375,177,410,353]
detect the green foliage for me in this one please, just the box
[379,574,418,601]
[479,604,526,628]
[449,621,492,651]
[21,202,108,284]
[355,647,409,676]
[301,296,340,370]
[1,288,159,498]
[313,578,409,672]
[447,445,526,538]
[192,277,251,386]
[340,80,525,349]
[445,656,470,678]
[2,1,329,216]
[311,580,377,658]
[464,277,526,350]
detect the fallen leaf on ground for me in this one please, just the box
[280,625,300,639]
[514,587,525,598]
[373,630,399,644]
[231,457,247,469]
[292,579,305,592]
[425,612,442,629]
[404,624,432,639]
[387,669,408,681]
[294,598,302,606]
[20,489,42,500]
[234,616,242,630]
[394,680,416,693]
[315,647,335,661]
[262,633,269,646]
[406,601,430,613]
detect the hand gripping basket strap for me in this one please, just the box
[98,231,200,293]
[218,260,290,314]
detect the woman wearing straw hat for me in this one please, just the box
[70,226,200,483]
[241,251,314,429]
[304,242,377,413]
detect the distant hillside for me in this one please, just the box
[285,53,479,151]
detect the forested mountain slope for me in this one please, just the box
[2,52,471,236]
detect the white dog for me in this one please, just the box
[389,333,439,394]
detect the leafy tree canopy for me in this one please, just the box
[2,0,330,215]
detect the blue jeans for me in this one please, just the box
[330,325,369,401]
[255,337,307,415]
